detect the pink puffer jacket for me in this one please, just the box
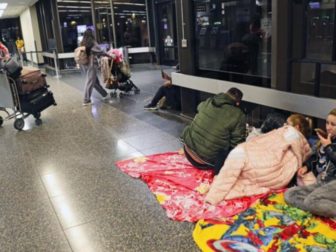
[205,126,312,205]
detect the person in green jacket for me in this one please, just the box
[181,87,246,174]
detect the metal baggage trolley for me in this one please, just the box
[0,69,42,130]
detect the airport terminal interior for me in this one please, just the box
[1,0,336,251]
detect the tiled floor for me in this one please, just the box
[0,64,198,251]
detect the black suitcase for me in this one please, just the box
[19,87,48,101]
[20,88,57,114]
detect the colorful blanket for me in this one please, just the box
[116,151,270,222]
[193,192,336,252]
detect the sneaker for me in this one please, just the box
[82,101,92,106]
[102,94,110,101]
[144,104,158,110]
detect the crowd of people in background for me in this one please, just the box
[0,35,25,65]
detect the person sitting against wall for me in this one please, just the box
[205,114,312,205]
[144,69,181,111]
[284,108,336,218]
[181,88,246,175]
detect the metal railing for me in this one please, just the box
[22,46,156,79]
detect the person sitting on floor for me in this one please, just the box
[144,70,181,111]
[284,108,336,218]
[205,114,312,205]
[181,88,246,175]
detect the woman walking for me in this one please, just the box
[80,29,110,105]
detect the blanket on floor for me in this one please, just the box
[193,192,336,252]
[116,151,271,222]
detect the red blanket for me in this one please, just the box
[116,151,269,222]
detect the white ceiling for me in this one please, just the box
[0,0,38,19]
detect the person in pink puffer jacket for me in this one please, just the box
[205,114,312,205]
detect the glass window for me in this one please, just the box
[0,18,21,55]
[113,0,148,47]
[57,0,93,52]
[290,0,336,99]
[93,0,114,46]
[306,0,335,60]
[290,62,336,99]
[156,1,177,65]
[194,0,272,83]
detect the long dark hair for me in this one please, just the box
[80,28,95,56]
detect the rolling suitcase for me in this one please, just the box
[20,87,57,115]
[16,67,47,95]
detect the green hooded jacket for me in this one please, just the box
[181,92,246,165]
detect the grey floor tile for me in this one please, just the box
[121,131,177,151]
[65,219,199,252]
[49,168,160,229]
[140,140,183,156]
[0,65,197,251]
[0,199,71,252]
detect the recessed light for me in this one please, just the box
[0,3,8,9]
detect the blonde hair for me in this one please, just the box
[316,108,336,149]
[287,114,312,138]
[329,108,336,117]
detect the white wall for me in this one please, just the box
[172,73,336,119]
[20,5,44,64]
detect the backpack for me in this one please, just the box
[74,46,89,65]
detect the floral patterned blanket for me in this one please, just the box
[193,192,336,252]
[116,151,270,222]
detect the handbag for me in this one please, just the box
[3,58,22,78]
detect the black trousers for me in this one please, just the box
[150,86,181,110]
[184,146,230,175]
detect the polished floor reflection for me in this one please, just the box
[0,65,198,251]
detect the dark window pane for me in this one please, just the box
[194,0,272,81]
[93,0,113,45]
[57,0,93,52]
[113,0,148,48]
[306,0,335,60]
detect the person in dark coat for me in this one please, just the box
[181,88,246,174]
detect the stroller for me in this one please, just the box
[109,61,140,97]
[103,48,140,97]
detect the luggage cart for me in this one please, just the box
[0,69,46,130]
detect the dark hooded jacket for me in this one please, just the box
[181,92,246,165]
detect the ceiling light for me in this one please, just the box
[113,2,145,6]
[0,3,8,9]
[57,0,91,3]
